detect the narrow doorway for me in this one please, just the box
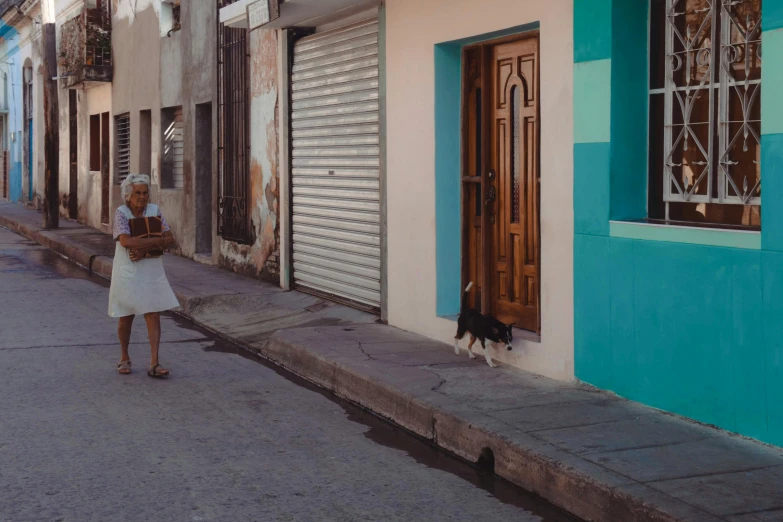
[195,102,213,254]
[100,112,110,224]
[68,90,78,219]
[23,64,32,202]
[139,110,152,177]
[461,34,541,333]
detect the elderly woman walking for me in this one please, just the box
[109,174,179,378]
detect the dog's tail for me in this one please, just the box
[461,282,474,311]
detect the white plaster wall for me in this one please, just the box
[385,0,575,381]
[113,0,161,22]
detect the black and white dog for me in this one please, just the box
[453,282,513,368]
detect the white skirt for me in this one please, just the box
[107,242,181,318]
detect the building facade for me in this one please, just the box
[573,0,783,446]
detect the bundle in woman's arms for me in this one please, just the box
[128,216,165,258]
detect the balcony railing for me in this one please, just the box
[59,6,112,88]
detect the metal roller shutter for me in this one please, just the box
[163,107,185,189]
[116,115,131,183]
[291,17,381,310]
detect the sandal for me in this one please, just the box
[117,360,132,375]
[147,363,170,379]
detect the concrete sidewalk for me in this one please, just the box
[3,201,783,522]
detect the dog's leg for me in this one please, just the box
[481,341,497,368]
[454,320,467,355]
[467,335,477,359]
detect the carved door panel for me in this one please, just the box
[489,37,540,332]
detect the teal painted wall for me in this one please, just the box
[434,22,539,317]
[574,0,783,446]
[434,42,463,317]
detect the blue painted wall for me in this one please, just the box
[574,0,783,445]
[9,161,21,201]
[0,20,24,204]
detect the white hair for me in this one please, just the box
[121,174,151,201]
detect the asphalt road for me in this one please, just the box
[0,225,577,522]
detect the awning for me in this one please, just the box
[219,0,380,30]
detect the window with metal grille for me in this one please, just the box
[115,114,130,184]
[217,0,251,243]
[161,106,184,189]
[649,0,761,228]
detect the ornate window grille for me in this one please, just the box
[217,0,251,243]
[651,0,761,224]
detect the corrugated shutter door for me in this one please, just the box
[291,18,381,310]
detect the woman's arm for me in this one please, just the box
[118,234,167,250]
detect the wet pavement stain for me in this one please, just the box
[194,317,579,521]
[5,230,581,522]
[0,248,109,287]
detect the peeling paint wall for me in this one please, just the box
[217,29,279,282]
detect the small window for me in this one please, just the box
[115,114,130,184]
[161,106,184,189]
[161,0,181,37]
[649,0,762,228]
[90,114,101,171]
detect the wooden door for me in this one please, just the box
[68,90,78,220]
[489,37,540,331]
[462,34,540,333]
[101,112,110,224]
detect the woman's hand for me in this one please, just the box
[161,234,176,250]
[129,249,145,262]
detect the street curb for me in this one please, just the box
[259,332,682,522]
[0,211,702,522]
[0,214,104,275]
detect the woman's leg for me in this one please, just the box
[144,312,168,375]
[118,315,134,362]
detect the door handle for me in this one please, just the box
[485,170,496,206]
[485,185,496,206]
